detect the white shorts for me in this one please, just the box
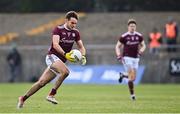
[122,56,140,73]
[45,54,60,67]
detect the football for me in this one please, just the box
[71,49,82,62]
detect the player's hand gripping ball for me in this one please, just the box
[65,49,82,63]
[71,49,82,62]
[80,55,87,65]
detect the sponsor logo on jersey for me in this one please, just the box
[60,38,74,43]
[126,41,139,45]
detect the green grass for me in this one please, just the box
[0,83,180,113]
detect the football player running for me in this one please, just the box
[115,19,146,100]
[17,11,87,108]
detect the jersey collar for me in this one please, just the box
[64,24,72,31]
[128,31,136,35]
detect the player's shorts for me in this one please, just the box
[45,54,60,67]
[122,56,140,73]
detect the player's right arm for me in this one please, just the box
[138,40,146,55]
[115,41,123,57]
[52,35,66,56]
[115,40,124,62]
[52,35,75,62]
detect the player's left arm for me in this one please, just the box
[76,40,86,56]
[139,40,146,54]
[76,40,87,65]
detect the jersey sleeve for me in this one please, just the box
[119,36,125,44]
[139,35,144,42]
[52,27,60,35]
[75,30,81,42]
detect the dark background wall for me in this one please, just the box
[0,0,180,13]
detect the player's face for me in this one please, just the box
[66,17,78,30]
[128,23,136,33]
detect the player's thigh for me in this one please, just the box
[46,54,69,74]
[128,68,136,81]
[123,57,137,80]
[132,58,139,78]
[51,60,69,74]
[123,57,133,74]
[129,58,139,80]
[39,67,56,84]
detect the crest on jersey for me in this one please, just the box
[72,33,76,37]
[132,37,134,40]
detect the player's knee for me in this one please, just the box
[50,66,60,74]
[129,69,136,81]
[128,71,133,78]
[38,80,47,87]
[129,74,135,81]
[129,78,135,82]
[62,68,69,78]
[132,71,136,81]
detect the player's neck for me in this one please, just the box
[64,23,72,31]
[128,31,135,34]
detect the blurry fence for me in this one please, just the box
[0,44,180,83]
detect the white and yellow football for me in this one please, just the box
[71,49,82,62]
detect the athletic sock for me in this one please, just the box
[23,95,29,101]
[49,88,57,96]
[128,81,134,95]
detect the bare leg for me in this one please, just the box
[23,67,56,101]
[45,60,69,104]
[17,67,56,108]
[128,68,136,100]
[48,60,69,96]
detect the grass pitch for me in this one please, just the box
[0,83,180,113]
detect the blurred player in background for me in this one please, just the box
[17,11,87,108]
[115,19,146,100]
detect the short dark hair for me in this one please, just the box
[128,19,136,25]
[65,11,78,20]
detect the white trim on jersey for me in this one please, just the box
[121,31,142,37]
[121,32,129,37]
[57,25,64,29]
[134,31,142,36]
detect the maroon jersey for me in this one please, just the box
[119,31,143,58]
[48,24,80,62]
